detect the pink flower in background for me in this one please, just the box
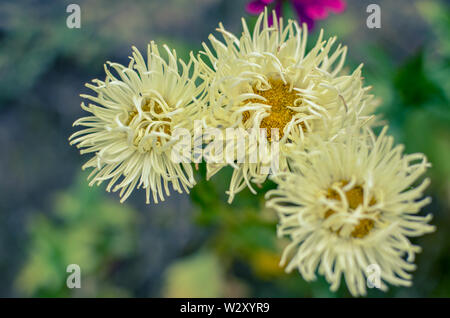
[246,0,346,29]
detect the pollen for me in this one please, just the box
[243,79,301,141]
[325,181,376,239]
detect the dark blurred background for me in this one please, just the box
[0,0,449,297]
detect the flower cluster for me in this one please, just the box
[70,10,434,296]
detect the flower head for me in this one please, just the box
[266,127,435,296]
[246,0,346,29]
[69,42,204,203]
[198,10,376,202]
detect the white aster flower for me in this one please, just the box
[266,126,435,296]
[69,42,204,203]
[198,10,377,202]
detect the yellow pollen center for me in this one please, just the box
[126,100,171,146]
[243,79,302,141]
[325,181,376,239]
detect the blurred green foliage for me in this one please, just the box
[16,174,138,297]
[162,251,225,297]
[370,1,450,194]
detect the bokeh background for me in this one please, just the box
[0,0,449,297]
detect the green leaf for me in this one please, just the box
[394,50,447,107]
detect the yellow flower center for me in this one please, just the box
[325,181,376,239]
[125,99,171,146]
[243,79,302,141]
